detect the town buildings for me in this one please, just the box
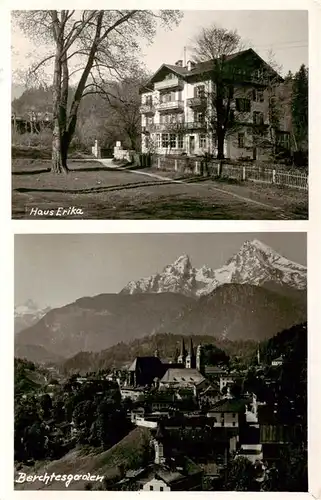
[140,48,290,161]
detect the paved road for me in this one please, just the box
[12,159,307,219]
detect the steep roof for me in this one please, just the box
[128,356,164,373]
[160,368,205,385]
[208,397,247,413]
[140,48,282,94]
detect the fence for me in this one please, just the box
[152,155,308,191]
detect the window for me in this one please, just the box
[160,487,164,491]
[221,413,225,418]
[156,134,161,148]
[235,98,251,112]
[170,134,176,148]
[232,422,236,427]
[195,111,205,122]
[146,116,154,125]
[145,95,153,105]
[162,134,169,148]
[199,134,207,148]
[161,91,176,103]
[253,111,264,125]
[150,485,154,491]
[177,135,184,149]
[232,413,236,418]
[238,133,245,148]
[140,484,144,490]
[196,85,205,98]
[252,89,264,102]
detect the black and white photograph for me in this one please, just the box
[11,10,308,219]
[14,232,307,491]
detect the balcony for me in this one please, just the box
[187,97,207,108]
[156,100,184,112]
[185,121,207,130]
[139,103,155,115]
[142,121,207,133]
[154,77,184,91]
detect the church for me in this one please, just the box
[121,338,207,396]
[159,339,206,391]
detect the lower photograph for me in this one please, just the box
[14,232,307,491]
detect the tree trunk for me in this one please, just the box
[51,14,69,174]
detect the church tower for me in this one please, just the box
[196,343,204,373]
[186,338,196,369]
[178,338,187,365]
[257,345,261,365]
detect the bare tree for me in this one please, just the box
[13,10,182,173]
[192,25,245,162]
[191,26,282,168]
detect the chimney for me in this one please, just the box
[187,60,195,71]
[175,59,183,67]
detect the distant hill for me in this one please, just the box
[163,283,306,341]
[15,284,306,364]
[11,84,26,101]
[14,344,65,365]
[61,332,257,374]
[15,293,195,359]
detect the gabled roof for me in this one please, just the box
[208,397,247,413]
[128,356,164,373]
[140,48,282,94]
[160,368,205,385]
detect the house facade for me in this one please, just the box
[140,49,288,161]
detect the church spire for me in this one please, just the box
[178,338,186,365]
[188,338,194,357]
[186,337,196,369]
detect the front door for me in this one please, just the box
[189,136,195,155]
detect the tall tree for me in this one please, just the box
[191,27,282,165]
[291,64,308,156]
[13,10,182,173]
[192,26,243,161]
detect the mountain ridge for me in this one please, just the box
[121,239,306,297]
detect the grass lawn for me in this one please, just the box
[12,158,308,220]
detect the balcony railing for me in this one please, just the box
[142,121,207,133]
[156,100,184,112]
[187,97,207,108]
[154,77,184,91]
[139,103,155,114]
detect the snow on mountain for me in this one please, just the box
[120,239,307,297]
[14,299,51,334]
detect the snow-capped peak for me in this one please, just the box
[120,240,307,297]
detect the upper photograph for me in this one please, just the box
[11,10,308,220]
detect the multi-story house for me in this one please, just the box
[140,48,288,161]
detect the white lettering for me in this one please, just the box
[15,472,26,483]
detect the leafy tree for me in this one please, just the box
[202,343,230,366]
[13,10,182,173]
[291,65,308,158]
[224,457,257,491]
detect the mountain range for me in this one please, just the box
[15,240,307,365]
[121,239,306,296]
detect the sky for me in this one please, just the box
[11,9,308,94]
[14,232,307,308]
